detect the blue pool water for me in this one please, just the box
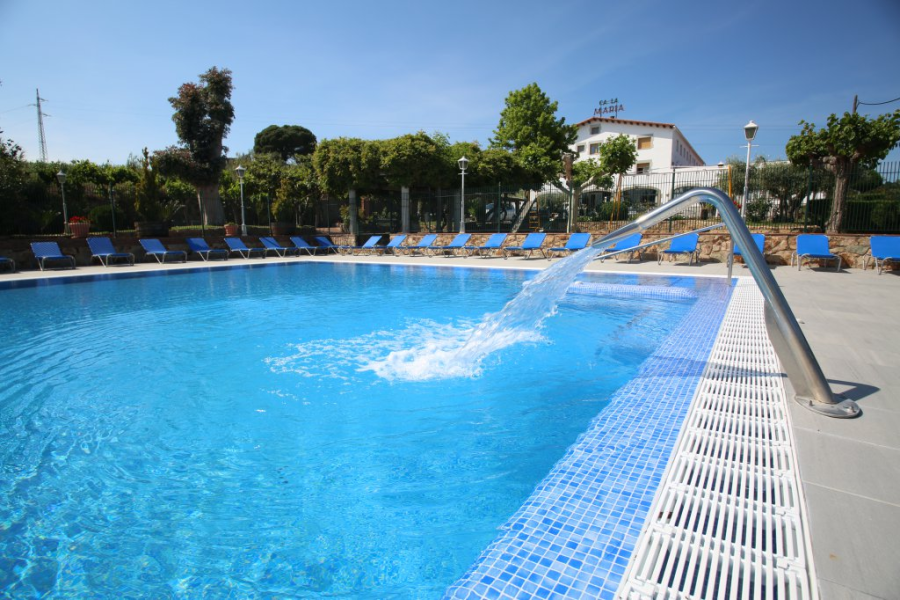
[1,263,706,598]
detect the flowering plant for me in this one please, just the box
[69,216,90,224]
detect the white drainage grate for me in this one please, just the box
[618,280,817,600]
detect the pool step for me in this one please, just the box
[568,281,697,301]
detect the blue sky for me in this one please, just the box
[2,0,899,166]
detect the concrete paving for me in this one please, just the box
[2,251,897,599]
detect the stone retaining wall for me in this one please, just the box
[0,231,890,270]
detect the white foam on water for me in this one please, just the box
[268,247,606,383]
[358,319,543,381]
[361,247,604,382]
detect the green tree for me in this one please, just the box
[786,110,900,232]
[380,132,444,188]
[562,134,637,228]
[313,137,382,195]
[253,125,317,162]
[167,66,235,225]
[0,130,28,234]
[244,153,286,222]
[757,161,813,222]
[468,148,522,187]
[273,156,319,225]
[490,83,576,185]
[135,148,165,221]
[429,137,523,188]
[313,138,382,233]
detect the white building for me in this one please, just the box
[570,116,705,173]
[567,117,727,216]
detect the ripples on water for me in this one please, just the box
[0,259,696,598]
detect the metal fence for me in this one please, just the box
[577,161,900,233]
[9,161,898,236]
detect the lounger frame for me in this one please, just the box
[87,237,135,267]
[186,238,229,261]
[225,237,267,259]
[259,236,300,257]
[139,239,187,263]
[405,234,439,256]
[31,242,76,271]
[547,233,590,259]
[375,235,407,255]
[464,233,507,258]
[790,234,841,271]
[289,237,319,256]
[657,233,700,266]
[502,233,547,259]
[865,236,899,275]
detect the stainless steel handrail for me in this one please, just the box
[590,187,860,418]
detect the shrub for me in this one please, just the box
[745,199,771,223]
[88,205,126,232]
[596,201,627,221]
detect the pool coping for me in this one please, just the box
[0,254,742,291]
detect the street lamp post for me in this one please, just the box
[56,171,69,235]
[728,121,759,280]
[458,156,468,234]
[741,120,758,219]
[235,165,247,236]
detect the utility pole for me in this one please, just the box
[34,89,49,162]
[852,94,858,114]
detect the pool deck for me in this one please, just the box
[3,253,897,599]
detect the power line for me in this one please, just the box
[857,96,900,107]
[853,94,900,113]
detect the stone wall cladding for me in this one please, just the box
[0,230,894,270]
[576,224,889,268]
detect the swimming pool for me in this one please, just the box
[0,263,726,598]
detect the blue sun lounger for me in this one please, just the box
[432,233,471,256]
[791,234,840,271]
[225,237,266,259]
[186,238,228,261]
[866,236,900,274]
[464,233,507,257]
[349,235,384,255]
[87,237,135,267]
[314,236,340,254]
[548,233,591,259]
[658,232,700,265]
[733,233,765,263]
[405,234,439,256]
[139,239,186,263]
[290,237,319,256]
[375,235,407,255]
[502,232,547,259]
[600,232,643,262]
[259,236,299,257]
[31,241,76,271]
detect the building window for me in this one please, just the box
[635,162,650,174]
[589,143,601,155]
[590,126,600,135]
[576,144,585,154]
[637,136,652,150]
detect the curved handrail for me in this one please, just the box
[590,187,860,418]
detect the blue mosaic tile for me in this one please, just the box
[444,277,732,600]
